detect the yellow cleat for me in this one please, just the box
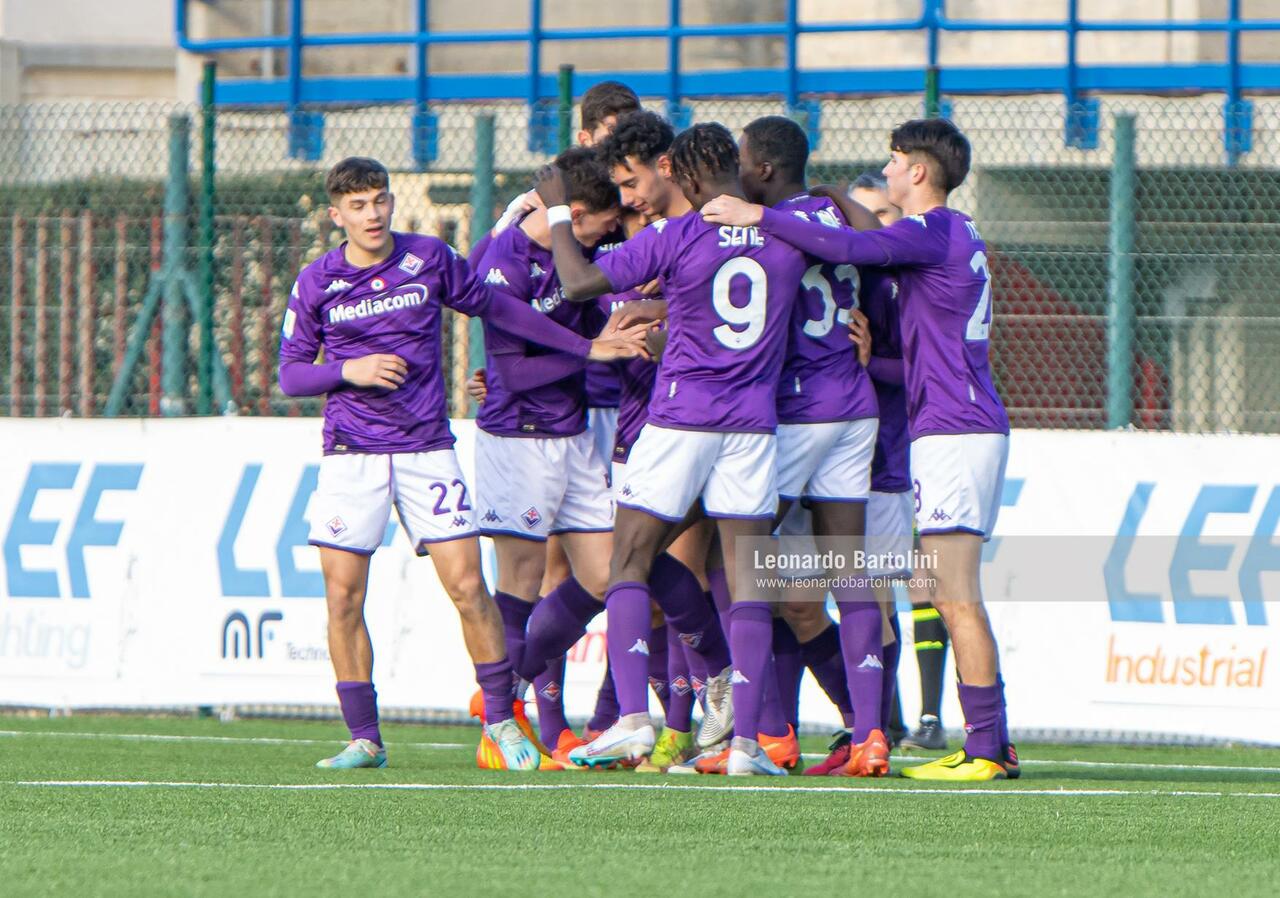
[899,750,1007,781]
[635,727,694,773]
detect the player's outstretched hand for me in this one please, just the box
[341,353,407,390]
[466,368,488,404]
[848,309,872,367]
[534,165,568,208]
[588,321,653,362]
[809,183,849,201]
[606,299,667,334]
[700,194,764,227]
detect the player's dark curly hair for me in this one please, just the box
[580,81,641,134]
[556,146,621,212]
[325,156,389,200]
[890,118,971,192]
[596,110,675,169]
[742,115,808,183]
[667,122,739,183]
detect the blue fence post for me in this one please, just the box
[411,0,438,169]
[1064,0,1099,149]
[666,0,690,128]
[285,0,322,161]
[1224,0,1252,166]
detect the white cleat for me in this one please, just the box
[569,721,655,769]
[667,743,727,776]
[696,667,735,749]
[727,748,788,777]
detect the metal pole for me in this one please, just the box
[667,0,681,119]
[784,0,799,110]
[162,114,191,416]
[468,114,496,417]
[1226,0,1242,166]
[557,64,574,152]
[925,0,941,117]
[528,0,542,110]
[1107,113,1137,430]
[198,60,217,415]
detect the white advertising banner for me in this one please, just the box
[1,420,1277,743]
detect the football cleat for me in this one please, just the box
[477,718,541,771]
[694,745,730,775]
[315,738,387,769]
[840,728,890,778]
[668,743,726,775]
[635,727,695,773]
[696,667,735,748]
[899,749,1007,781]
[1004,743,1021,780]
[899,714,947,752]
[803,730,852,776]
[694,728,798,775]
[727,748,788,777]
[470,689,551,758]
[538,729,589,771]
[569,721,655,768]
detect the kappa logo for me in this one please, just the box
[450,515,469,529]
[620,484,634,498]
[929,508,952,522]
[485,268,509,287]
[627,638,650,656]
[651,218,668,233]
[325,279,353,294]
[671,675,692,696]
[677,631,703,650]
[907,214,928,229]
[857,653,884,670]
[529,262,546,278]
[521,507,542,528]
[815,207,842,229]
[327,516,347,536]
[648,676,668,694]
[539,680,562,702]
[729,669,751,685]
[482,509,502,523]
[398,252,423,275]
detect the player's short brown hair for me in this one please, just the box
[325,156,390,201]
[890,119,971,193]
[556,146,621,213]
[580,81,641,134]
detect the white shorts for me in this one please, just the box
[474,429,613,541]
[618,424,777,521]
[866,489,914,575]
[308,451,479,557]
[611,460,627,502]
[776,418,877,502]
[588,406,619,474]
[910,433,1009,540]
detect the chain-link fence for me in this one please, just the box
[2,94,1278,430]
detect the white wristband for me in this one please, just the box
[546,205,572,227]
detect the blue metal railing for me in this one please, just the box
[176,0,1280,162]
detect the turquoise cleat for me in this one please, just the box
[315,738,388,769]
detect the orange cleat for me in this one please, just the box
[840,728,891,777]
[693,727,799,775]
[694,746,730,775]
[469,689,550,757]
[539,729,591,771]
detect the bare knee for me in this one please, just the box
[780,599,828,642]
[443,570,490,619]
[326,585,365,631]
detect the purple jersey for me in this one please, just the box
[861,268,910,493]
[758,204,1010,440]
[601,286,658,462]
[281,232,493,454]
[583,230,629,410]
[474,225,596,438]
[773,194,878,425]
[595,212,806,433]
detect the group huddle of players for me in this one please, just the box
[279,79,1017,781]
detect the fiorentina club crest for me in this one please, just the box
[399,252,423,275]
[327,516,347,536]
[539,681,562,702]
[371,277,386,291]
[521,507,542,528]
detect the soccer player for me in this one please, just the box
[472,147,624,768]
[702,119,1017,781]
[537,122,809,776]
[278,156,644,771]
[735,118,889,776]
[845,174,951,753]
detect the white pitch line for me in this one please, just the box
[798,752,1280,776]
[7,780,1280,799]
[0,730,464,750]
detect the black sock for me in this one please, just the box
[913,604,949,722]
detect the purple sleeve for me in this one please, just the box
[490,352,588,392]
[279,359,345,397]
[760,207,951,268]
[594,222,668,293]
[439,244,592,357]
[866,355,905,386]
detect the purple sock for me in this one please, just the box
[335,681,382,746]
[588,662,619,732]
[473,660,516,725]
[881,611,902,731]
[800,623,854,728]
[997,673,1011,749]
[728,602,774,740]
[534,656,570,744]
[517,577,603,682]
[649,554,731,672]
[648,623,670,714]
[772,617,803,731]
[493,592,534,676]
[835,590,884,743]
[604,581,654,716]
[665,624,695,731]
[706,567,733,638]
[757,652,790,739]
[958,682,1003,761]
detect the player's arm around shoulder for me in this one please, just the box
[532,164,613,302]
